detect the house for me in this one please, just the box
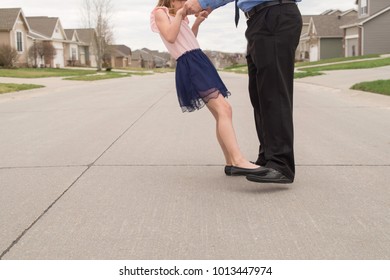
[132,48,171,68]
[72,28,98,67]
[64,28,98,67]
[0,7,101,68]
[0,8,31,66]
[298,9,357,62]
[341,0,390,57]
[64,29,81,66]
[147,49,172,68]
[204,50,246,69]
[110,44,132,68]
[295,15,312,60]
[26,16,70,67]
[131,49,152,68]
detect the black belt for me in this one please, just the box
[244,0,296,19]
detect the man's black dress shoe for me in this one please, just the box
[225,166,269,176]
[246,168,293,184]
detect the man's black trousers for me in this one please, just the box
[245,3,302,180]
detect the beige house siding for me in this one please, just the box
[89,50,97,67]
[0,13,28,66]
[113,57,128,68]
[297,36,310,60]
[363,11,390,54]
[0,8,31,66]
[65,43,79,65]
[11,16,29,66]
[0,32,11,45]
[78,46,87,65]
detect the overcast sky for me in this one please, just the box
[1,0,357,53]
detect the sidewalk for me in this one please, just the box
[0,69,389,260]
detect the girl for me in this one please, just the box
[151,0,267,176]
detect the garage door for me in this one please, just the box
[54,49,64,68]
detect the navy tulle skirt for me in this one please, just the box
[175,49,231,112]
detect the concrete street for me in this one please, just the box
[0,66,389,259]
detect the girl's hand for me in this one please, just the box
[195,10,209,23]
[177,6,187,19]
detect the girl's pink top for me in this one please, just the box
[150,7,200,60]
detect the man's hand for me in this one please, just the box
[184,0,203,15]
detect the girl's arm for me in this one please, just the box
[192,11,209,37]
[154,8,186,44]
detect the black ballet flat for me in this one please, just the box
[227,166,269,176]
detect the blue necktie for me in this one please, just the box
[235,0,239,27]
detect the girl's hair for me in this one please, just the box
[156,0,175,15]
[156,0,172,8]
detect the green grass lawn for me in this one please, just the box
[295,54,380,67]
[0,67,154,80]
[223,56,390,79]
[294,71,324,79]
[1,58,389,97]
[152,68,175,73]
[295,57,390,80]
[223,65,323,79]
[64,72,132,81]
[0,83,44,94]
[297,57,390,72]
[351,80,390,96]
[223,56,390,96]
[0,68,97,78]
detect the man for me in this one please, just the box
[185,0,302,184]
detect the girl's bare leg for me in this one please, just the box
[206,94,258,169]
[208,108,232,165]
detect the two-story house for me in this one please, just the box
[298,9,357,62]
[341,0,390,57]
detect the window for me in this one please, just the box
[16,31,23,52]
[361,0,368,15]
[71,48,77,60]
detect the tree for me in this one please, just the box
[28,41,56,68]
[28,41,39,67]
[81,0,114,71]
[42,41,57,67]
[0,44,19,68]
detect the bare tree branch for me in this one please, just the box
[81,0,115,70]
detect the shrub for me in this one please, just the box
[0,44,19,68]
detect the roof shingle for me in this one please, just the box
[0,8,22,31]
[26,16,59,38]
